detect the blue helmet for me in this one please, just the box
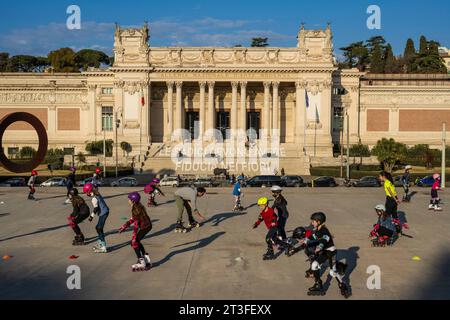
[237,176,244,181]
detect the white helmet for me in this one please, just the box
[405,165,412,170]
[375,204,386,212]
[271,185,283,192]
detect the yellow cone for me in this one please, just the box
[412,256,421,261]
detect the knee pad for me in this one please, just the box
[311,261,320,271]
[67,216,76,228]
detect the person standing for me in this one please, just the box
[271,186,289,241]
[174,187,206,233]
[27,170,38,200]
[402,165,412,202]
[65,167,77,204]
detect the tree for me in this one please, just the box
[403,38,416,73]
[76,152,87,169]
[371,138,407,172]
[366,36,386,54]
[45,148,65,169]
[120,141,132,157]
[20,146,37,159]
[86,140,113,157]
[407,144,436,169]
[384,44,398,73]
[412,39,447,74]
[339,42,369,71]
[419,35,428,55]
[48,48,78,72]
[74,49,111,71]
[0,52,9,72]
[7,55,47,72]
[369,44,385,73]
[251,38,269,47]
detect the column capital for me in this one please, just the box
[175,81,183,89]
[199,81,207,89]
[207,81,215,89]
[166,81,174,88]
[240,81,247,88]
[263,81,271,90]
[296,80,308,89]
[272,81,280,88]
[231,81,239,89]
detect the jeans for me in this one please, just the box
[96,214,109,243]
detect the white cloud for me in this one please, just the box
[0,18,294,55]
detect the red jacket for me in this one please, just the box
[255,207,278,229]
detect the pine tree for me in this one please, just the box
[403,38,416,73]
[384,44,397,73]
[369,44,385,73]
[419,36,428,55]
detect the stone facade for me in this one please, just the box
[1,23,450,175]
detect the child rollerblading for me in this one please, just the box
[402,165,412,202]
[253,197,280,261]
[65,167,76,204]
[430,174,442,212]
[119,192,153,272]
[271,185,289,241]
[84,183,110,253]
[27,170,38,200]
[92,168,102,190]
[232,176,245,212]
[67,188,90,246]
[370,205,397,247]
[145,179,165,207]
[301,212,351,299]
[173,187,206,233]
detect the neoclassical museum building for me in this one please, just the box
[1,23,449,175]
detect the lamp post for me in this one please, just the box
[346,111,350,181]
[442,122,446,189]
[115,112,120,178]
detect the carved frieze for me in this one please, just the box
[0,91,87,105]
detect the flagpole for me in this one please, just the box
[304,89,307,155]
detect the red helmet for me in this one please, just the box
[83,183,94,194]
[31,170,38,176]
[95,168,102,174]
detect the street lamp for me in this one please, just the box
[115,112,120,178]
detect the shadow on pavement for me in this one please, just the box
[0,224,68,243]
[204,211,243,227]
[152,231,226,268]
[0,213,10,218]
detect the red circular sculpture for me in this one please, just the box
[0,112,48,173]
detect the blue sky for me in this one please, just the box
[0,0,449,58]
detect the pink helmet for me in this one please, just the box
[433,173,441,180]
[144,184,154,194]
[83,183,94,194]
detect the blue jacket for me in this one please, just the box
[232,182,242,196]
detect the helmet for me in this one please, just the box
[237,176,245,181]
[310,212,326,224]
[128,192,141,203]
[271,185,283,192]
[69,167,76,172]
[433,173,441,180]
[405,165,412,170]
[69,188,79,197]
[144,184,154,194]
[152,178,161,184]
[292,227,307,239]
[95,168,102,174]
[83,183,94,194]
[31,170,38,176]
[375,204,386,212]
[257,197,269,206]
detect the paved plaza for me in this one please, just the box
[0,186,449,300]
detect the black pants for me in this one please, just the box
[377,226,394,238]
[277,215,288,240]
[385,196,398,219]
[71,214,90,236]
[133,227,152,259]
[265,227,280,250]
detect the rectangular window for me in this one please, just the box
[102,107,114,131]
[216,111,230,140]
[333,107,344,132]
[185,112,199,140]
[102,88,113,95]
[333,87,347,95]
[64,148,75,155]
[247,112,260,139]
[7,147,19,155]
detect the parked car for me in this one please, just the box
[160,176,180,187]
[193,178,220,188]
[415,175,436,188]
[246,175,284,188]
[40,177,67,187]
[110,177,138,187]
[76,177,103,187]
[2,177,26,187]
[311,176,338,188]
[282,175,304,187]
[352,176,381,187]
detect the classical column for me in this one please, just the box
[263,82,271,136]
[231,82,239,132]
[87,84,97,137]
[272,82,280,132]
[320,79,333,137]
[240,81,247,131]
[295,81,307,147]
[175,81,183,130]
[207,81,215,131]
[199,81,207,138]
[165,81,174,142]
